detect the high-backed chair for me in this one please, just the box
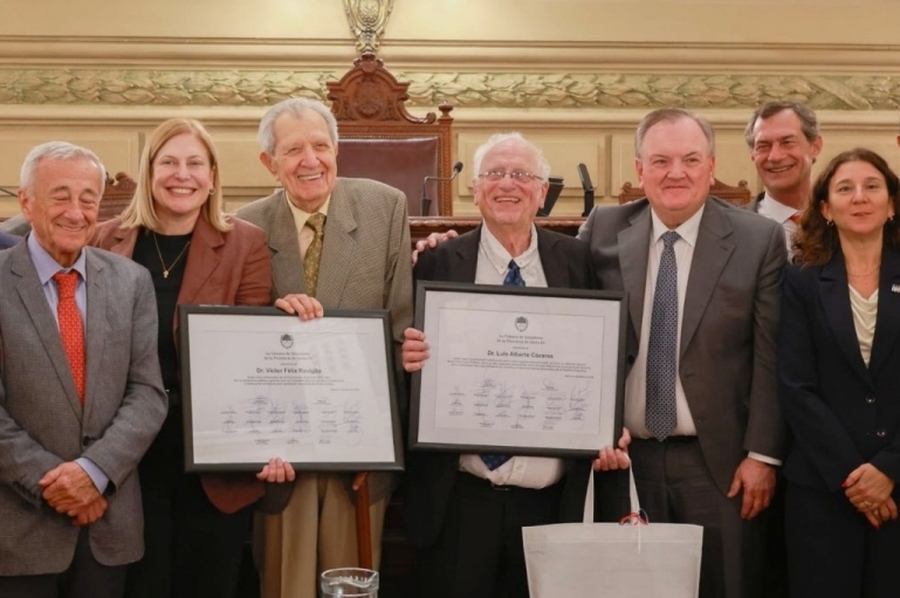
[99,172,137,221]
[618,178,752,206]
[327,52,455,216]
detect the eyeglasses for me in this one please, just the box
[477,170,544,183]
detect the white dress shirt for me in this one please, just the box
[458,224,564,488]
[757,193,799,256]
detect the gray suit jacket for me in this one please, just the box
[578,197,787,494]
[0,231,19,249]
[744,192,764,214]
[0,241,167,575]
[237,178,414,501]
[0,214,30,236]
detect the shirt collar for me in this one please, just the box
[480,223,540,276]
[760,192,800,224]
[26,232,87,285]
[285,194,330,221]
[649,204,704,248]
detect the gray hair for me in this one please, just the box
[744,101,820,148]
[634,108,716,159]
[20,141,106,195]
[472,132,551,181]
[258,97,339,155]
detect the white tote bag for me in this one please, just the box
[523,470,703,598]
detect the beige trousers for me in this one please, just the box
[254,473,387,598]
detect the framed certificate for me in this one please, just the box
[179,305,403,472]
[410,281,627,457]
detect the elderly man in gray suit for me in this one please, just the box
[236,97,413,598]
[578,108,787,598]
[0,141,167,598]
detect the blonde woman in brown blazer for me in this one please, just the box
[93,118,294,598]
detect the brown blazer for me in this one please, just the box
[93,213,274,513]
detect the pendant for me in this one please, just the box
[163,269,169,279]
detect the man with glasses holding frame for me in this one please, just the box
[401,132,630,598]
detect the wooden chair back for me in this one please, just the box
[618,178,752,206]
[327,53,455,215]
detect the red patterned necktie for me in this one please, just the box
[789,212,802,225]
[53,271,86,404]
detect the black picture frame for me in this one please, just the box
[179,305,403,472]
[409,281,627,458]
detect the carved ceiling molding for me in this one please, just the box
[0,68,898,110]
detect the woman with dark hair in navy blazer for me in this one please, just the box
[779,148,900,598]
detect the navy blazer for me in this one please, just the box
[778,245,900,494]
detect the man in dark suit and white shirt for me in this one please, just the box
[0,141,167,598]
[743,100,821,598]
[401,133,630,598]
[744,101,823,255]
[578,108,787,598]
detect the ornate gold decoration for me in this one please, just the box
[0,69,337,105]
[342,0,393,54]
[0,67,899,110]
[395,72,900,110]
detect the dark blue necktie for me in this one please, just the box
[480,260,526,471]
[503,259,525,287]
[646,231,679,440]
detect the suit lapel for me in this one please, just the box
[266,191,307,296]
[316,181,356,306]
[10,244,83,421]
[866,247,900,377]
[536,227,569,287]
[819,254,870,380]
[176,215,223,306]
[681,200,735,353]
[82,249,107,425]
[617,206,651,339]
[449,226,480,283]
[106,225,137,257]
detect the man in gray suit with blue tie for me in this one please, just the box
[0,141,167,598]
[578,108,787,598]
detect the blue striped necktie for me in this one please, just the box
[480,260,525,470]
[646,231,679,440]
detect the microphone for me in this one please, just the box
[421,161,464,216]
[577,163,595,217]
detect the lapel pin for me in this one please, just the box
[892,284,900,294]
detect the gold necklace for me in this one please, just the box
[152,232,191,279]
[847,262,880,278]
